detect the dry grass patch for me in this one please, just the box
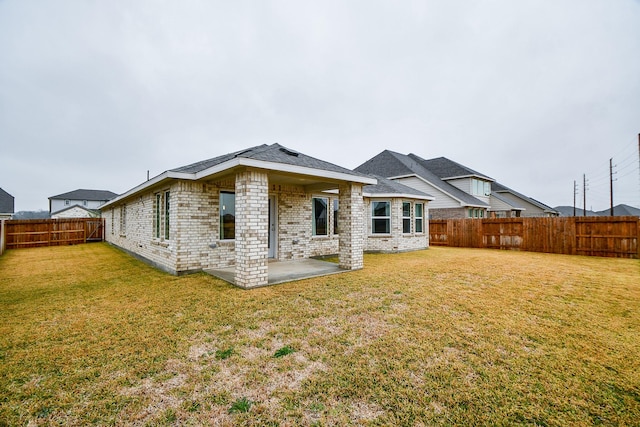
[0,243,639,425]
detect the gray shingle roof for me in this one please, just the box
[0,187,14,213]
[172,143,371,179]
[364,175,433,199]
[49,189,118,201]
[355,150,488,207]
[410,155,494,181]
[491,182,556,213]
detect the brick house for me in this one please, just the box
[100,144,432,288]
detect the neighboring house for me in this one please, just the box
[355,151,491,219]
[49,189,117,218]
[355,151,557,218]
[0,188,15,219]
[100,144,432,288]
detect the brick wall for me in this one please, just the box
[339,183,365,270]
[429,207,468,220]
[364,198,428,253]
[103,185,177,274]
[234,170,269,288]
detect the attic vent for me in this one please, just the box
[233,149,252,158]
[279,147,299,157]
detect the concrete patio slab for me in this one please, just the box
[204,258,347,287]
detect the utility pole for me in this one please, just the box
[573,180,577,216]
[583,174,587,217]
[610,158,614,216]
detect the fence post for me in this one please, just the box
[0,219,5,256]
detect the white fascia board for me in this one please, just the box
[363,192,434,201]
[101,170,193,209]
[387,174,418,180]
[443,174,495,182]
[195,157,377,185]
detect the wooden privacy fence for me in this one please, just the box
[429,216,640,258]
[0,218,105,251]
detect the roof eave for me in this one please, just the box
[195,157,377,185]
[101,171,190,209]
[102,158,376,210]
[363,192,434,201]
[442,174,495,182]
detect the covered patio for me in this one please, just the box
[205,258,347,287]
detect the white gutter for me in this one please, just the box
[363,192,434,201]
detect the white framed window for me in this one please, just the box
[220,192,235,240]
[65,199,70,206]
[371,201,390,234]
[120,204,127,236]
[153,191,171,240]
[415,203,424,233]
[312,197,328,236]
[154,193,161,238]
[468,208,485,218]
[402,202,411,234]
[83,200,88,206]
[471,179,491,197]
[164,191,170,240]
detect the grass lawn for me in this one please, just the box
[0,243,639,426]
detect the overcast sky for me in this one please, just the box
[1,0,639,212]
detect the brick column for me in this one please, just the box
[338,183,365,270]
[234,169,269,288]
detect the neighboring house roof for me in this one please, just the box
[355,150,489,207]
[609,204,640,216]
[410,155,494,181]
[491,181,557,214]
[363,175,434,200]
[51,204,100,217]
[103,143,377,209]
[49,189,118,201]
[0,187,14,214]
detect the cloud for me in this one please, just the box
[1,0,639,211]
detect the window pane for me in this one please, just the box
[415,203,423,233]
[415,203,423,218]
[403,218,411,233]
[155,194,161,238]
[164,191,170,239]
[220,192,235,240]
[372,218,390,234]
[402,202,411,217]
[313,198,328,236]
[372,201,389,217]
